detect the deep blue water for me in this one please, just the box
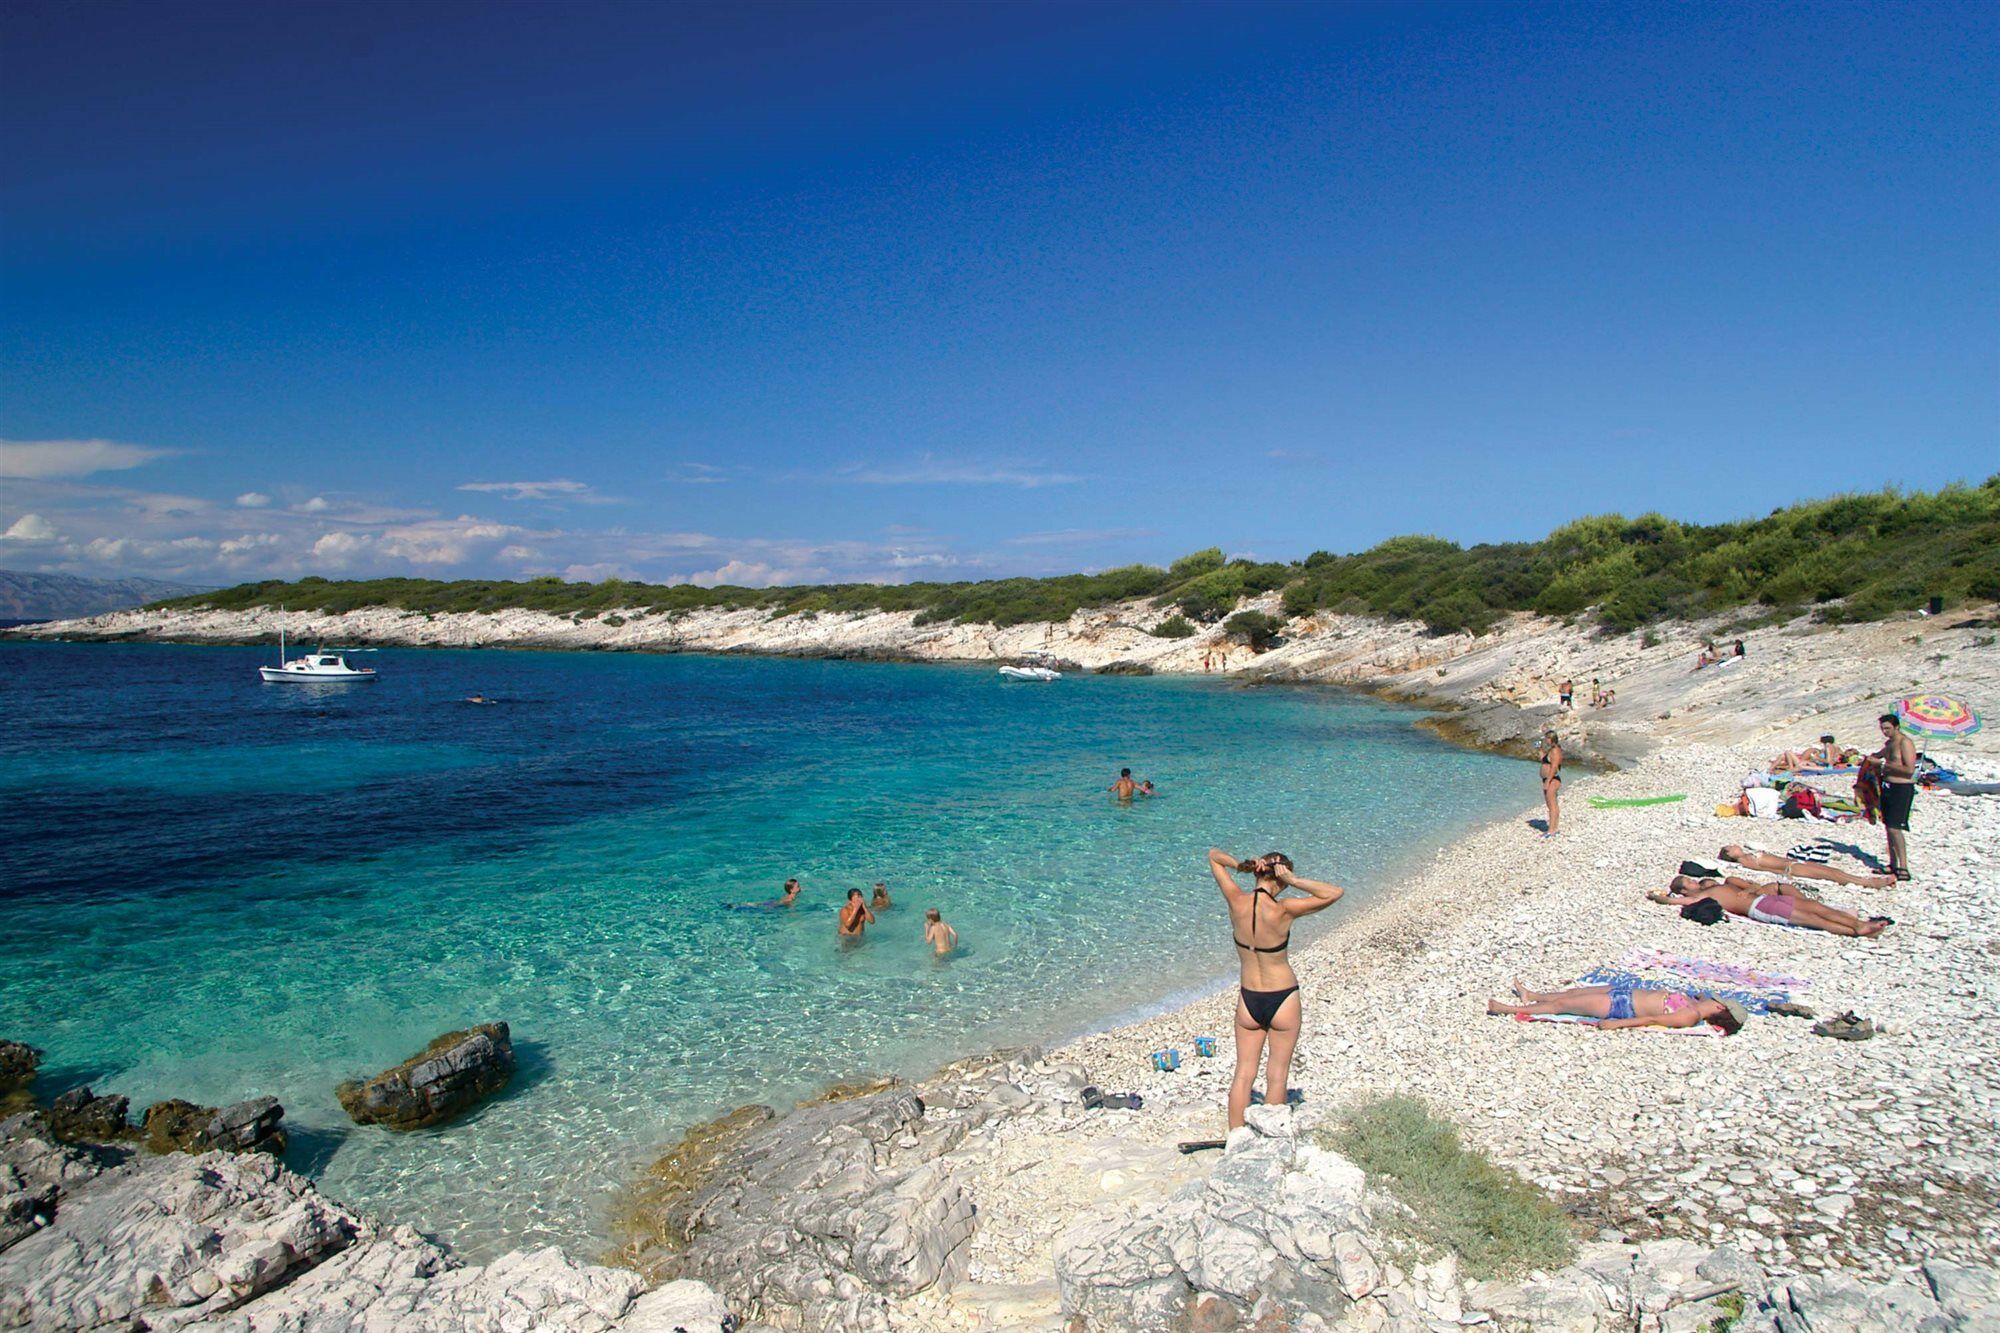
[0,640,1531,1258]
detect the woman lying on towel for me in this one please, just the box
[1487,980,1746,1034]
[1651,876,1890,937]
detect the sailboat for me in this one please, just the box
[258,626,379,682]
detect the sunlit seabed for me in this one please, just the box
[0,640,1530,1259]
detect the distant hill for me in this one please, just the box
[0,569,213,621]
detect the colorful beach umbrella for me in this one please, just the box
[1893,694,1982,739]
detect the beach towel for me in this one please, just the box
[1587,793,1687,809]
[1513,1013,1721,1036]
[1577,965,1793,1014]
[1621,948,1809,990]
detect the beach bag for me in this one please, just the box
[1780,787,1822,819]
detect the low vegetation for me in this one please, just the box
[1318,1095,1576,1281]
[159,477,2000,638]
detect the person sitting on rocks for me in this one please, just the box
[1650,876,1889,937]
[838,888,875,939]
[1487,980,1746,1034]
[870,881,893,911]
[923,907,958,956]
[1718,844,1894,888]
[1209,847,1346,1130]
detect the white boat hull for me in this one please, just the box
[259,666,378,682]
[998,666,1060,681]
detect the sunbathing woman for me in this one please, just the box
[1651,877,1889,937]
[1208,847,1345,1130]
[1488,981,1746,1034]
[1718,845,1894,888]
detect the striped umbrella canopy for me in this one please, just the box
[1893,694,1982,739]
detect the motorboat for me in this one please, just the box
[259,629,379,683]
[998,662,1060,682]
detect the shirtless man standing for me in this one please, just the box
[1870,712,1918,882]
[1650,877,1889,937]
[1110,768,1150,801]
[1718,845,1895,889]
[838,888,875,939]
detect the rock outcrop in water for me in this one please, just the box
[0,1042,37,1100]
[142,1096,289,1156]
[0,1112,731,1330]
[335,1022,514,1130]
[48,1086,130,1143]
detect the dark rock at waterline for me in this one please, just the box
[0,1041,38,1096]
[336,1023,514,1130]
[1092,659,1155,676]
[48,1087,129,1143]
[142,1095,287,1156]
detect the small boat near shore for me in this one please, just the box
[999,655,1061,682]
[259,629,379,683]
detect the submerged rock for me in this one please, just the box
[48,1085,130,1143]
[143,1095,288,1156]
[0,1041,39,1097]
[336,1022,514,1130]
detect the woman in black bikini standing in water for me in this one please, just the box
[1207,848,1345,1129]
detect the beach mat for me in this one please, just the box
[1587,793,1687,808]
[1512,1013,1720,1036]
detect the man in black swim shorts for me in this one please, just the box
[1872,712,1917,881]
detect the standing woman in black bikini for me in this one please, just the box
[1207,848,1345,1130]
[1539,728,1564,838]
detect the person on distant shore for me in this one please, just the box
[1487,980,1746,1034]
[1589,678,1602,707]
[1718,845,1894,888]
[1558,679,1574,709]
[1538,729,1564,838]
[870,881,893,911]
[923,907,958,957]
[1868,712,1918,882]
[1110,768,1151,801]
[838,888,875,939]
[1650,877,1889,937]
[1208,847,1345,1130]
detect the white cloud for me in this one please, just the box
[669,463,728,485]
[676,559,833,588]
[1,513,58,543]
[498,544,544,563]
[837,454,1084,488]
[219,532,283,556]
[236,492,272,508]
[0,438,173,479]
[374,517,523,566]
[300,496,331,513]
[312,531,374,562]
[459,479,606,503]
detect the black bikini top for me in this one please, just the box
[1234,886,1291,954]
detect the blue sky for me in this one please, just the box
[2,0,1994,587]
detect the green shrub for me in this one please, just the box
[602,614,627,628]
[1168,547,1226,579]
[1318,1096,1575,1280]
[1224,610,1284,649]
[1151,615,1196,638]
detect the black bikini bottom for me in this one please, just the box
[1240,985,1300,1029]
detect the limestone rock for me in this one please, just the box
[622,1278,733,1332]
[145,1096,289,1157]
[0,1041,39,1096]
[48,1084,131,1142]
[335,1023,514,1130]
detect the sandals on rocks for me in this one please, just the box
[1080,1086,1143,1111]
[1249,1089,1305,1107]
[1812,1012,1877,1041]
[1767,1001,1817,1019]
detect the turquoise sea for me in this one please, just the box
[0,640,1531,1259]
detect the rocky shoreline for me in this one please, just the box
[6,600,1999,1329]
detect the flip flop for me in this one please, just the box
[1766,1001,1817,1019]
[1812,1013,1876,1041]
[1080,1086,1105,1110]
[1248,1089,1305,1106]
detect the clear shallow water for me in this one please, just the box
[0,640,1530,1259]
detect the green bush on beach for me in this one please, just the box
[158,477,2000,636]
[1318,1095,1576,1281]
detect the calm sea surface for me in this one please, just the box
[0,640,1530,1258]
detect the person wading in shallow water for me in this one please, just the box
[1207,848,1345,1130]
[1538,728,1564,838]
[838,888,875,940]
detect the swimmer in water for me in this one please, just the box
[839,888,875,939]
[924,907,958,956]
[870,881,892,911]
[1110,768,1151,801]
